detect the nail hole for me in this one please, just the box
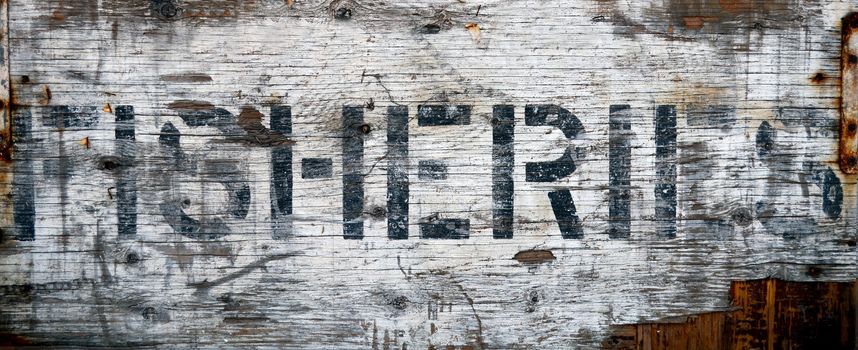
[390,296,408,310]
[360,123,371,134]
[158,3,178,18]
[421,24,441,34]
[806,266,823,278]
[142,306,157,320]
[126,252,140,265]
[102,161,118,170]
[96,156,125,171]
[731,207,753,227]
[335,7,352,20]
[368,205,386,219]
[811,72,826,83]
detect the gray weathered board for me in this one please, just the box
[0,0,856,348]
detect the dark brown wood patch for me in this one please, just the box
[604,279,856,350]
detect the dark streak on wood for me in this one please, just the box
[187,252,302,295]
[512,250,556,264]
[167,99,214,112]
[159,73,213,83]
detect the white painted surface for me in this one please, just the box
[0,0,855,348]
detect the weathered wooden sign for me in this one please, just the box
[0,0,856,348]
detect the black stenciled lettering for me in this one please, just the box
[654,105,676,239]
[387,106,409,240]
[418,160,447,180]
[270,106,293,239]
[343,106,365,239]
[44,106,99,128]
[492,105,514,239]
[115,105,137,239]
[416,104,471,239]
[11,109,35,241]
[524,104,585,239]
[420,217,469,239]
[417,105,470,126]
[157,107,255,239]
[524,104,583,182]
[608,105,632,239]
[547,189,582,239]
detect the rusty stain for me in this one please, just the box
[603,278,856,350]
[513,250,556,264]
[286,0,293,9]
[80,136,90,149]
[682,16,718,30]
[0,56,15,236]
[465,22,481,43]
[0,119,11,163]
[159,73,213,83]
[167,100,215,112]
[102,103,112,113]
[0,83,12,165]
[41,85,51,104]
[717,0,753,15]
[840,13,858,174]
[50,10,65,23]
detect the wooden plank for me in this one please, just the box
[606,279,856,350]
[0,0,856,348]
[0,0,11,242]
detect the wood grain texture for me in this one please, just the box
[604,279,856,350]
[0,0,856,348]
